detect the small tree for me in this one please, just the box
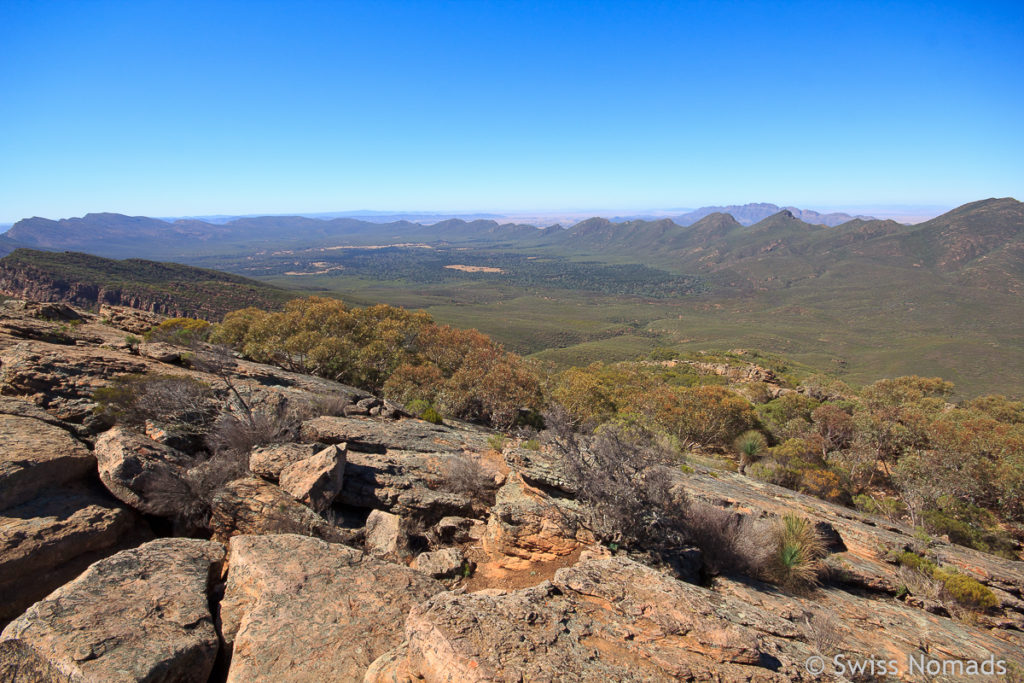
[734,430,767,474]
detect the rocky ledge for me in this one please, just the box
[0,298,1021,681]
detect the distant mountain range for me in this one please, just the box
[1,199,1020,297]
[0,202,876,258]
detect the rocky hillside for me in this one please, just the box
[0,299,1022,681]
[0,249,294,319]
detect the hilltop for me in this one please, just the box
[0,249,294,319]
[0,297,1021,681]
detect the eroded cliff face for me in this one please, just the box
[0,298,1021,682]
[0,263,194,317]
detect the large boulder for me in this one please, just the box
[368,554,813,682]
[93,426,195,517]
[209,477,353,544]
[0,538,225,683]
[0,414,95,511]
[278,444,346,513]
[0,486,148,625]
[218,534,444,682]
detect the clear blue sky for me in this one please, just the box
[1,0,1021,222]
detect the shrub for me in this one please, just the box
[802,611,842,655]
[892,550,999,610]
[682,501,768,577]
[487,433,507,452]
[549,416,686,554]
[419,405,444,424]
[147,449,248,533]
[936,571,999,610]
[766,515,825,591]
[800,469,848,504]
[204,404,303,457]
[440,456,493,504]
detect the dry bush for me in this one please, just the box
[896,565,944,602]
[682,502,771,577]
[205,404,303,457]
[93,374,218,438]
[147,449,249,533]
[310,393,350,417]
[546,408,687,554]
[440,456,494,504]
[802,611,842,655]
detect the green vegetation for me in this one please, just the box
[734,430,767,474]
[145,317,212,345]
[892,551,999,610]
[212,296,542,429]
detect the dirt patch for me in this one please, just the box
[461,546,583,592]
[443,265,504,273]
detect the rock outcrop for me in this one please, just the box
[369,553,814,681]
[218,534,444,682]
[0,538,224,683]
[0,486,147,625]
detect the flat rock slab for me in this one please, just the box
[0,538,225,683]
[300,414,490,454]
[0,486,146,624]
[219,534,444,682]
[0,414,95,511]
[369,554,815,682]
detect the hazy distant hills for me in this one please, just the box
[1,199,1020,296]
[0,202,875,258]
[670,203,874,227]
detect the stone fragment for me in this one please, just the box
[364,509,410,561]
[278,444,346,513]
[411,548,465,579]
[249,442,320,480]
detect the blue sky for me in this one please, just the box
[1,0,1021,222]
